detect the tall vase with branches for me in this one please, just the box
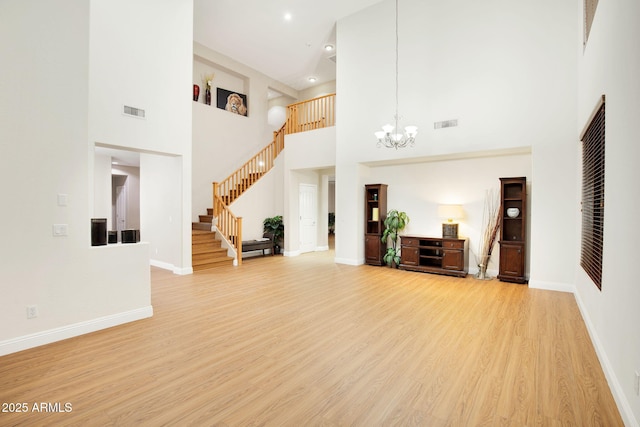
[476,189,501,280]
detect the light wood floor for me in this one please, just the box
[0,246,623,426]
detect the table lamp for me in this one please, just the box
[438,204,464,239]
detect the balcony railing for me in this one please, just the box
[286,93,335,135]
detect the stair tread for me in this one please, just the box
[198,215,214,223]
[192,256,233,266]
[192,247,226,257]
[192,229,215,235]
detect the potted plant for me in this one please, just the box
[381,209,410,267]
[263,215,284,254]
[328,212,335,234]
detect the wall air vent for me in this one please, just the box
[123,105,146,119]
[434,119,458,129]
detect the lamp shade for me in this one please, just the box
[438,204,464,222]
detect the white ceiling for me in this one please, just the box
[193,0,384,91]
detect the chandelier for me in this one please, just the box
[375,0,417,149]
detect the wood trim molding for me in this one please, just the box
[0,306,153,356]
[580,94,606,141]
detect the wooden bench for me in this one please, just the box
[242,235,274,257]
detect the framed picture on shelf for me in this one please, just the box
[216,88,248,116]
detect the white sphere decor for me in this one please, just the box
[506,207,520,218]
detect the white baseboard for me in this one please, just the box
[528,278,639,426]
[334,257,362,266]
[573,291,638,427]
[173,266,193,275]
[150,259,174,271]
[150,259,193,275]
[0,306,153,357]
[528,278,575,293]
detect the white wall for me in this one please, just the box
[0,0,193,355]
[89,0,193,274]
[283,127,337,255]
[576,0,640,423]
[94,152,113,225]
[335,0,578,279]
[141,154,185,273]
[298,80,336,101]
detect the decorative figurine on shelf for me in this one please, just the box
[193,84,200,102]
[202,73,215,105]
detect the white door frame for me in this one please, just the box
[299,183,317,253]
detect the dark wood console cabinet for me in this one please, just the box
[497,177,528,283]
[399,235,468,277]
[364,184,387,266]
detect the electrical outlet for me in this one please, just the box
[26,305,38,319]
[52,224,68,236]
[635,371,640,396]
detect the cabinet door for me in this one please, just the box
[401,246,419,266]
[442,249,463,270]
[499,243,525,278]
[365,234,382,264]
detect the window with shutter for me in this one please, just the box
[580,95,605,290]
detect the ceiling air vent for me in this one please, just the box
[434,119,458,129]
[123,105,146,119]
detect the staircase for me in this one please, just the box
[191,209,234,270]
[192,93,336,270]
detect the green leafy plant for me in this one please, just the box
[263,215,284,248]
[381,209,410,266]
[328,212,335,234]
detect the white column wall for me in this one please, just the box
[89,0,193,274]
[0,0,193,355]
[576,0,640,423]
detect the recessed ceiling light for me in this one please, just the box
[324,44,334,51]
[284,12,292,21]
[308,77,317,83]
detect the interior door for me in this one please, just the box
[299,184,317,253]
[116,185,127,236]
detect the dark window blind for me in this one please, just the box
[581,100,605,290]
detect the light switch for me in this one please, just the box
[53,224,68,236]
[57,194,68,206]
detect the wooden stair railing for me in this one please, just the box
[211,93,334,265]
[212,124,285,265]
[286,93,335,135]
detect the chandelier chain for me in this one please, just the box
[375,0,417,149]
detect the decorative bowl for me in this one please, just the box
[506,207,520,218]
